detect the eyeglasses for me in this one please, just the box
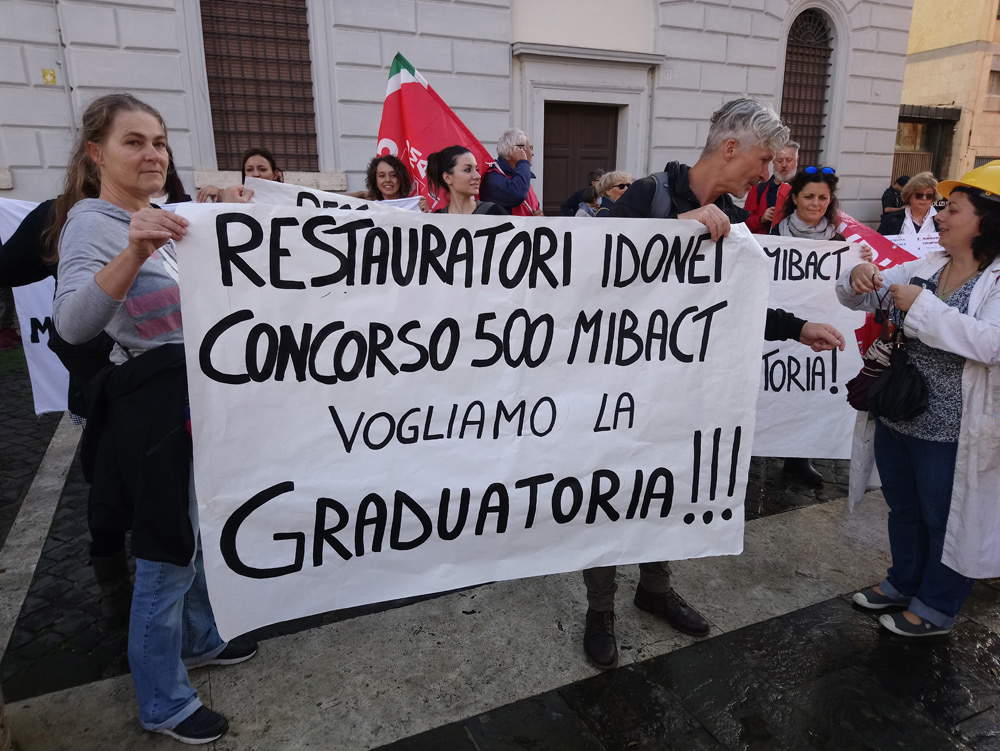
[803,166,836,175]
[912,192,935,200]
[613,183,631,190]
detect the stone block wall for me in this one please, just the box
[1,0,912,221]
[0,0,210,201]
[652,0,913,224]
[318,0,515,190]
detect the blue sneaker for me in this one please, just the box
[852,586,908,611]
[879,611,952,637]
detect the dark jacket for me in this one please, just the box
[877,208,939,236]
[610,162,750,223]
[480,157,534,211]
[83,343,194,566]
[560,189,612,217]
[609,162,804,342]
[0,197,115,415]
[881,187,903,213]
[0,199,56,286]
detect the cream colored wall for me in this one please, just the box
[511,0,654,52]
[901,51,982,111]
[906,0,992,53]
[902,0,1000,176]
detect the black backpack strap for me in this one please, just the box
[649,172,673,219]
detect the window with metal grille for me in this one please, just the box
[975,155,1000,167]
[200,0,318,172]
[780,10,832,168]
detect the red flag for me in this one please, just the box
[376,53,492,211]
[835,212,917,353]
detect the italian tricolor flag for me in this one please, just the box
[377,53,492,209]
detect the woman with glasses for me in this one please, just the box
[877,171,939,239]
[836,160,1000,637]
[594,171,633,216]
[598,171,633,203]
[772,166,844,241]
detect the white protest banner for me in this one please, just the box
[245,176,421,212]
[751,236,866,459]
[12,278,69,413]
[176,204,770,638]
[884,233,942,259]
[0,198,69,415]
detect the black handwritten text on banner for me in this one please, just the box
[751,236,866,459]
[176,205,770,639]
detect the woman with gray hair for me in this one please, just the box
[479,127,543,215]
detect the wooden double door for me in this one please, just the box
[542,103,619,216]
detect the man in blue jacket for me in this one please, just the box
[479,129,543,216]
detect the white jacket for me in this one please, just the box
[836,251,1000,578]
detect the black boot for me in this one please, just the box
[634,586,710,637]
[91,550,132,627]
[783,457,824,487]
[583,608,618,670]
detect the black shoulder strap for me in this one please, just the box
[649,172,673,219]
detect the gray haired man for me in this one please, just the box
[585,99,845,669]
[479,128,542,216]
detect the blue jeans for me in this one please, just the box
[874,421,973,628]
[128,539,226,730]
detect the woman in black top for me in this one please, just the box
[427,145,508,215]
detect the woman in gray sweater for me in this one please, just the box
[52,93,255,745]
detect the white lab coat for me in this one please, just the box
[836,251,1000,578]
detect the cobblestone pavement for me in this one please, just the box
[0,428,850,703]
[379,584,1000,751]
[0,347,61,548]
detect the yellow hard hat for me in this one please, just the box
[938,160,1000,199]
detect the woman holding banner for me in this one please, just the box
[51,93,255,744]
[772,167,844,241]
[876,171,939,238]
[428,145,509,215]
[355,154,428,210]
[196,146,282,203]
[837,160,1000,638]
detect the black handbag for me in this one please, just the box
[866,329,928,420]
[845,298,928,421]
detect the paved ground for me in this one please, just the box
[0,346,60,548]
[379,586,1000,751]
[4,342,999,750]
[0,388,850,704]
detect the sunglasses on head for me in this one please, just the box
[803,166,836,175]
[912,191,935,200]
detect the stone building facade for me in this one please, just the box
[0,0,913,222]
[899,0,1000,179]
